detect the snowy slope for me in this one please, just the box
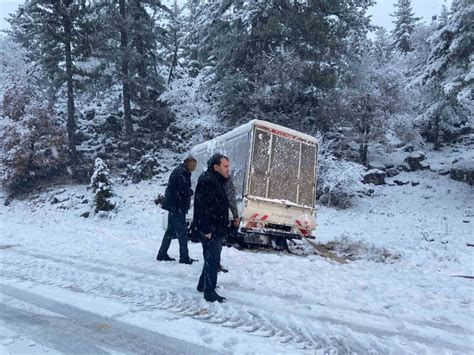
[0,165,473,353]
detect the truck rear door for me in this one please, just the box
[247,125,317,208]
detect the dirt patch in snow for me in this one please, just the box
[323,235,402,263]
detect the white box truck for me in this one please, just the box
[189,119,319,248]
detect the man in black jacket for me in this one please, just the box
[194,153,230,303]
[157,157,197,264]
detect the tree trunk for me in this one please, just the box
[359,143,368,166]
[167,0,179,85]
[63,8,78,165]
[134,0,150,108]
[120,0,133,138]
[433,114,440,150]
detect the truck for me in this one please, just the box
[187,119,319,249]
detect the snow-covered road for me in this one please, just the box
[0,283,215,354]
[1,168,473,354]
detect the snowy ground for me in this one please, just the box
[0,154,473,354]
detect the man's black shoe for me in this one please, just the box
[156,255,175,262]
[179,258,197,265]
[218,264,229,273]
[204,290,226,303]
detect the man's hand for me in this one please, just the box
[204,233,212,240]
[233,217,241,227]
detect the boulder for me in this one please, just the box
[450,159,474,186]
[386,168,400,177]
[403,151,429,171]
[363,169,386,185]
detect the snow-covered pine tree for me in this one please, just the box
[372,28,393,65]
[419,0,473,149]
[93,0,169,137]
[6,1,97,166]
[439,4,450,26]
[90,158,115,212]
[390,0,421,54]
[190,0,374,133]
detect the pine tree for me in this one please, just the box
[93,0,168,137]
[390,0,421,54]
[6,1,96,166]
[420,0,473,149]
[189,0,374,132]
[372,28,393,65]
[439,4,449,26]
[90,158,115,212]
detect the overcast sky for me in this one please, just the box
[0,0,451,33]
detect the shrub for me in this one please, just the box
[90,158,115,212]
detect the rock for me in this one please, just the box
[368,162,386,171]
[386,168,399,177]
[394,180,409,186]
[450,159,474,186]
[363,169,386,185]
[403,151,427,171]
[81,199,89,204]
[420,161,431,170]
[398,164,410,172]
[411,181,420,186]
[51,197,60,204]
[80,211,90,218]
[404,145,415,152]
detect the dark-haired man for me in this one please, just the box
[194,153,230,303]
[157,157,197,264]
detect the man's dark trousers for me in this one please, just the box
[197,233,223,292]
[157,210,189,261]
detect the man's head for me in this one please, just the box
[184,157,197,172]
[207,153,230,178]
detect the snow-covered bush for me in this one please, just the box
[90,158,115,212]
[391,113,423,146]
[1,94,67,197]
[316,134,365,209]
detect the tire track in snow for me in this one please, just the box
[0,247,472,353]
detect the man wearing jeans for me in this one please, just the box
[194,153,231,303]
[157,157,197,264]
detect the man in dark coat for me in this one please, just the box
[194,153,230,303]
[157,157,197,264]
